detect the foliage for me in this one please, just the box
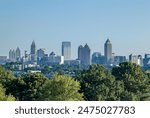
[0,84,15,101]
[112,62,150,100]
[39,74,83,101]
[76,64,119,101]
[0,65,16,86]
[1,62,150,101]
[7,73,48,101]
[41,64,84,76]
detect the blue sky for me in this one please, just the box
[0,0,150,59]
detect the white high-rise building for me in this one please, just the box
[62,42,71,60]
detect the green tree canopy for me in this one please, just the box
[76,64,119,101]
[0,84,15,101]
[0,65,16,86]
[39,74,83,101]
[7,73,48,101]
[112,62,150,100]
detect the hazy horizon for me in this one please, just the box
[1,0,150,59]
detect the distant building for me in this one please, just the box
[12,49,16,61]
[92,52,101,64]
[49,52,56,63]
[143,54,150,67]
[42,54,49,64]
[62,42,71,60]
[55,56,64,65]
[49,52,64,65]
[9,49,16,62]
[78,45,83,61]
[37,49,45,61]
[0,56,7,64]
[114,56,126,65]
[22,50,30,63]
[9,49,13,61]
[92,52,106,65]
[129,54,143,66]
[104,39,112,64]
[16,47,21,62]
[78,44,91,66]
[30,40,37,62]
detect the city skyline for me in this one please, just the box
[1,0,150,58]
[2,39,150,60]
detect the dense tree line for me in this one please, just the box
[0,62,150,101]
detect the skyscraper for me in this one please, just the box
[30,40,37,62]
[62,41,71,60]
[84,44,91,65]
[16,47,21,61]
[12,49,16,62]
[78,44,91,66]
[37,48,45,61]
[9,49,13,61]
[104,39,112,63]
[78,45,83,60]
[9,48,20,62]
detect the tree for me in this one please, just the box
[112,62,150,100]
[0,84,15,101]
[39,74,83,101]
[7,73,48,101]
[76,64,118,101]
[0,65,15,86]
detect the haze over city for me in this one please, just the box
[0,0,150,58]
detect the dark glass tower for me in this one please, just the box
[30,40,36,62]
[104,39,112,63]
[78,44,91,66]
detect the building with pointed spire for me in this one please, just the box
[16,47,21,61]
[30,40,37,62]
[104,39,112,64]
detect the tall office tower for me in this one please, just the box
[16,47,21,61]
[30,40,37,62]
[37,49,45,61]
[78,44,91,66]
[104,39,112,63]
[9,49,17,62]
[62,41,71,60]
[9,49,13,61]
[12,49,16,62]
[83,44,91,65]
[143,54,150,67]
[49,52,56,63]
[78,45,83,60]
